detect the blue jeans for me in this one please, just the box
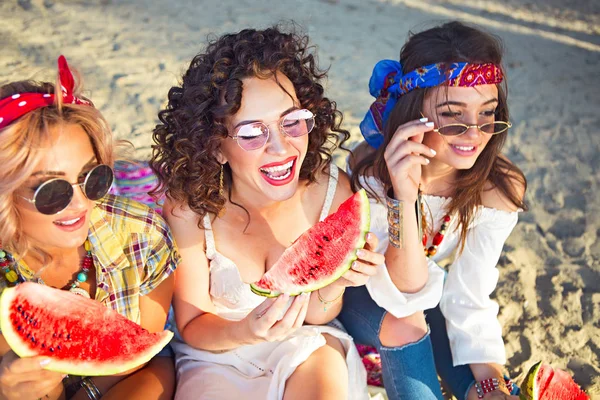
[338,286,499,400]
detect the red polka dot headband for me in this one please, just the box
[0,55,92,131]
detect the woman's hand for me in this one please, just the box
[335,232,384,288]
[384,118,436,202]
[240,293,310,344]
[0,351,65,400]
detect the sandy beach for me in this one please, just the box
[1,0,599,396]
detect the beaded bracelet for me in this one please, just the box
[80,377,102,400]
[317,288,345,311]
[474,377,513,398]
[385,189,404,249]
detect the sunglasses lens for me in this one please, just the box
[84,165,114,200]
[34,180,74,215]
[235,124,269,151]
[484,122,509,134]
[282,109,315,138]
[437,125,467,136]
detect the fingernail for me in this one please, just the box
[367,232,373,240]
[430,148,436,155]
[352,261,358,268]
[40,359,51,366]
[356,249,365,257]
[419,117,428,122]
[425,158,430,164]
[425,122,434,128]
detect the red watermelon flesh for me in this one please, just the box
[520,362,589,400]
[0,282,173,376]
[250,189,370,297]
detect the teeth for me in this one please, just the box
[265,169,292,181]
[55,217,81,226]
[260,160,294,173]
[453,145,475,151]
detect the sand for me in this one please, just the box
[1,0,598,397]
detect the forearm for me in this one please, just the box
[180,313,252,352]
[385,194,428,293]
[467,363,510,399]
[304,284,344,325]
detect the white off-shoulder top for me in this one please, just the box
[355,175,519,366]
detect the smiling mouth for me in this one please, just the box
[259,159,295,181]
[451,144,476,152]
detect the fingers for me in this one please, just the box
[270,294,310,339]
[350,261,378,276]
[5,355,51,375]
[356,247,384,267]
[340,268,369,287]
[385,141,436,167]
[386,118,435,151]
[292,294,311,329]
[363,232,378,252]
[255,294,290,328]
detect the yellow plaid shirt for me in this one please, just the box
[1,195,179,324]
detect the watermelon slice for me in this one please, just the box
[250,189,370,297]
[0,282,173,376]
[519,361,589,400]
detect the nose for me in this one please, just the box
[463,124,481,138]
[67,183,89,211]
[265,123,290,155]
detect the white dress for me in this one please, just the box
[356,176,520,367]
[172,165,368,400]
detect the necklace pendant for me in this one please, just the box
[69,287,91,299]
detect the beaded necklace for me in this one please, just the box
[419,192,452,258]
[0,239,93,298]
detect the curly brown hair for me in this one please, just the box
[150,25,349,221]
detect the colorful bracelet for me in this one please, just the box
[385,189,404,249]
[474,377,513,398]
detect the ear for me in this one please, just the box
[216,151,228,165]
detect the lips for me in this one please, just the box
[259,156,297,186]
[450,143,478,156]
[53,211,87,231]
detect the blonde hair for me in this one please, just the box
[0,71,114,263]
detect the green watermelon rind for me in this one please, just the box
[520,361,542,400]
[249,189,371,297]
[0,283,173,376]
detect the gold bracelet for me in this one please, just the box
[317,288,345,311]
[385,188,404,248]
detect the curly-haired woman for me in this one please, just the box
[0,57,178,400]
[150,26,388,400]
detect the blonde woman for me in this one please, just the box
[0,56,178,400]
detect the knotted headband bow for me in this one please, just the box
[0,56,92,130]
[360,60,504,149]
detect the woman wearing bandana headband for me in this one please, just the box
[0,57,178,400]
[338,22,527,399]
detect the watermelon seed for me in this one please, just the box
[57,345,62,350]
[315,251,322,256]
[66,333,71,340]
[30,336,36,344]
[17,325,22,331]
[41,343,45,349]
[49,347,54,352]
[17,305,22,312]
[317,244,323,249]
[322,236,330,241]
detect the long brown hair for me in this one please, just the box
[352,21,527,249]
[150,25,349,222]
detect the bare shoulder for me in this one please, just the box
[162,197,205,247]
[481,159,526,212]
[330,167,354,212]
